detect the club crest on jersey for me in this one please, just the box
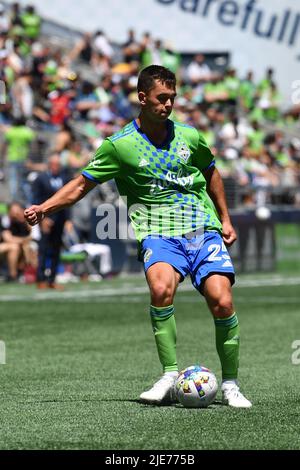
[178,142,190,163]
[144,248,153,263]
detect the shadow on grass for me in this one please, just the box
[13,398,224,409]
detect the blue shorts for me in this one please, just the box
[141,231,235,294]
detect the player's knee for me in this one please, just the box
[211,295,233,318]
[150,282,174,306]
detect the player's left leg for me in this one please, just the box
[203,274,252,408]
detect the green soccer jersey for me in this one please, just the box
[82,119,222,241]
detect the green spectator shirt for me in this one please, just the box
[82,120,222,241]
[4,126,35,163]
[20,13,41,39]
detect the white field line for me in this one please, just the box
[0,276,300,302]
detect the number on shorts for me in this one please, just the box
[208,244,222,262]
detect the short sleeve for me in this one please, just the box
[192,133,215,172]
[82,139,121,184]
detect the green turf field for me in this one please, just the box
[0,272,300,450]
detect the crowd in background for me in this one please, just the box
[0,2,300,283]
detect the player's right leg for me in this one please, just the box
[139,261,182,404]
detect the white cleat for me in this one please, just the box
[139,372,178,405]
[222,382,252,408]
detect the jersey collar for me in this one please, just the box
[133,119,174,150]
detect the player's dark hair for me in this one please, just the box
[137,65,176,93]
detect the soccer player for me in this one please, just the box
[24,65,252,408]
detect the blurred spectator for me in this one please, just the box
[10,2,21,26]
[219,112,249,153]
[111,77,134,120]
[83,110,104,150]
[122,29,141,64]
[257,67,274,95]
[239,71,256,111]
[223,68,240,106]
[247,120,266,155]
[160,42,181,75]
[95,75,112,106]
[68,32,93,65]
[1,117,36,201]
[288,140,300,164]
[60,140,90,176]
[74,80,100,120]
[203,75,229,104]
[0,4,10,34]
[7,42,24,75]
[34,85,72,129]
[47,87,72,126]
[0,221,20,282]
[93,30,113,59]
[53,122,75,153]
[20,5,41,40]
[186,54,213,85]
[11,71,34,118]
[0,201,36,281]
[32,154,71,289]
[140,32,155,68]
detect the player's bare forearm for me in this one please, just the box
[202,166,237,246]
[203,166,230,222]
[24,175,96,226]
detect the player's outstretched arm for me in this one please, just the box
[202,166,237,246]
[24,174,97,226]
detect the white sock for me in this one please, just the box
[163,371,178,377]
[222,379,238,388]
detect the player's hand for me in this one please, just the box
[222,220,237,247]
[24,205,45,226]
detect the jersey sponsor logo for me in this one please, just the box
[149,169,194,195]
[165,169,194,188]
[178,142,191,163]
[139,158,149,167]
[144,248,153,263]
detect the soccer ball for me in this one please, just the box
[175,365,218,408]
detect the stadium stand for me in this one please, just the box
[0,2,299,282]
